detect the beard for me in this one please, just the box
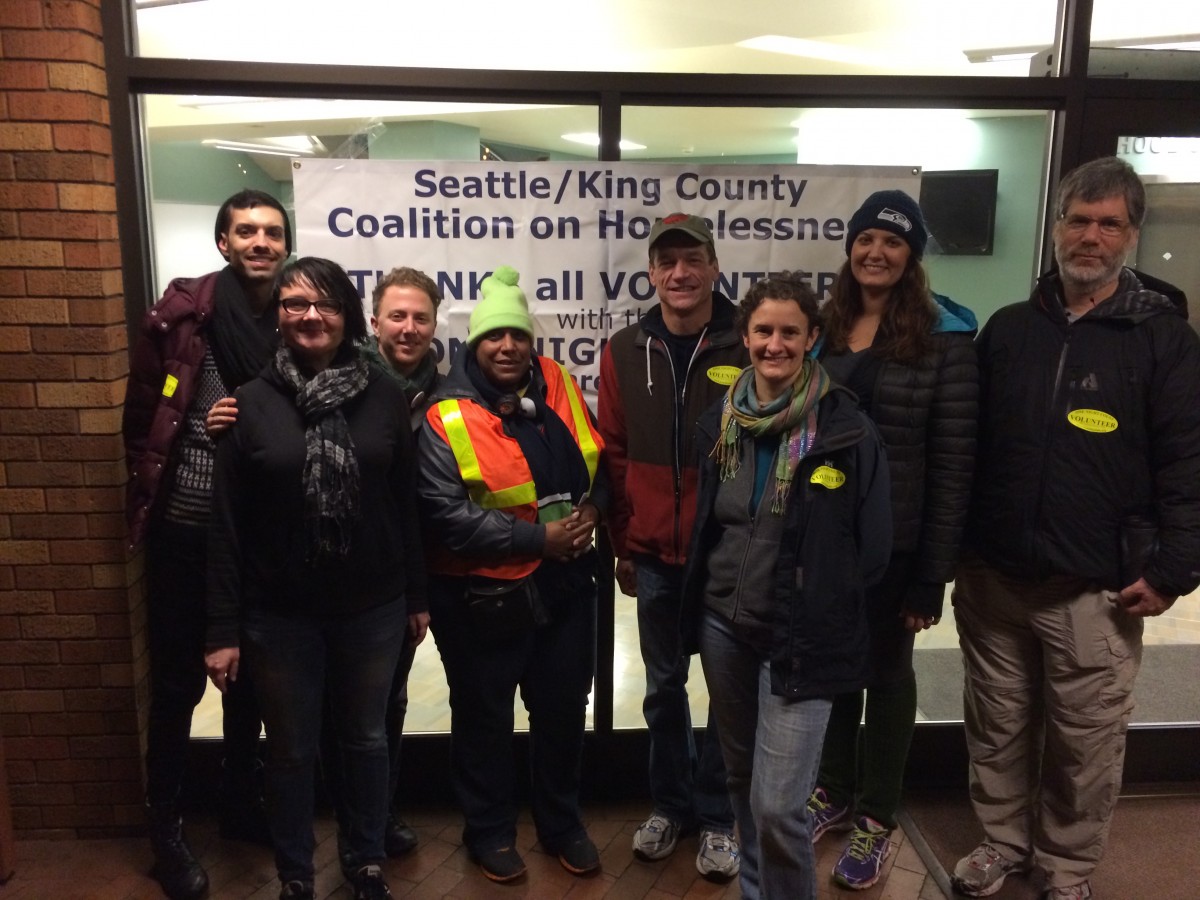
[1054,245,1125,295]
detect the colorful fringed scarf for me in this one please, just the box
[712,358,830,514]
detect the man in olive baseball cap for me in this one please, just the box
[597,211,743,880]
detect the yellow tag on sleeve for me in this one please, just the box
[162,374,178,398]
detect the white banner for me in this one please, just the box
[293,159,919,396]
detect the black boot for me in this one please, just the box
[147,802,209,900]
[218,757,272,846]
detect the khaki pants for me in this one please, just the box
[953,557,1143,888]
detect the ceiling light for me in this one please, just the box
[965,34,1200,63]
[738,35,882,67]
[562,133,646,151]
[202,136,324,158]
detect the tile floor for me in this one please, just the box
[1,801,943,899]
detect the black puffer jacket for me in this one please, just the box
[966,268,1200,598]
[821,294,979,617]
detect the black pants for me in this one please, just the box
[144,520,262,806]
[429,573,596,855]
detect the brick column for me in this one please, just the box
[0,0,145,837]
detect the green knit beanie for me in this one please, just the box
[467,265,534,346]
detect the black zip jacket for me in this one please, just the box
[206,361,427,649]
[682,385,893,699]
[966,268,1200,597]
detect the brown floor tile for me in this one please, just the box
[4,802,937,899]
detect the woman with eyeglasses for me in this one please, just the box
[806,191,978,891]
[204,257,426,900]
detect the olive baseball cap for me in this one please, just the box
[648,213,714,251]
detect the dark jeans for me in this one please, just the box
[144,521,261,807]
[321,628,419,823]
[429,574,595,855]
[817,554,919,829]
[634,555,734,831]
[243,600,406,884]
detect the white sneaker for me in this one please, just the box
[695,829,740,880]
[952,842,1027,897]
[632,813,679,860]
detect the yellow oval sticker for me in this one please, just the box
[707,365,741,386]
[1067,409,1118,433]
[810,465,846,489]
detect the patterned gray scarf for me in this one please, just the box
[273,345,370,562]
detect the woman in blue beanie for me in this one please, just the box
[808,190,980,890]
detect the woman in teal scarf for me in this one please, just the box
[682,273,892,899]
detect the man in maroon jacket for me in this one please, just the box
[597,214,746,881]
[122,189,289,900]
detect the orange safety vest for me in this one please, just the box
[426,356,604,580]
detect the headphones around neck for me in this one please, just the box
[496,393,537,419]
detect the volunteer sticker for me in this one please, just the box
[1067,409,1118,433]
[162,374,178,398]
[707,365,741,385]
[810,465,846,489]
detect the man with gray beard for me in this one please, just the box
[950,157,1200,900]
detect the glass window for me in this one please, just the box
[133,0,1058,77]
[148,94,599,738]
[1089,0,1200,80]
[609,104,1052,729]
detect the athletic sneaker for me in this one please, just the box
[632,813,679,860]
[952,842,1027,897]
[347,864,392,900]
[1045,882,1093,900]
[807,787,852,843]
[695,829,740,880]
[832,816,892,890]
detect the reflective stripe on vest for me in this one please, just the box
[437,399,537,510]
[548,359,601,486]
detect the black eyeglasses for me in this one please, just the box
[1059,214,1129,238]
[280,297,342,316]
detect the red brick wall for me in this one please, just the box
[0,0,146,838]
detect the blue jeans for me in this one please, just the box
[322,631,419,823]
[243,600,405,884]
[700,611,832,900]
[635,556,733,831]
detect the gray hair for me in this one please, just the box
[1056,156,1146,228]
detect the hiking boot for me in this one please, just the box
[832,816,892,890]
[952,842,1027,897]
[146,802,209,900]
[557,835,601,875]
[632,813,679,860]
[347,864,392,900]
[807,787,852,843]
[1045,882,1093,900]
[472,845,527,883]
[695,829,740,880]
